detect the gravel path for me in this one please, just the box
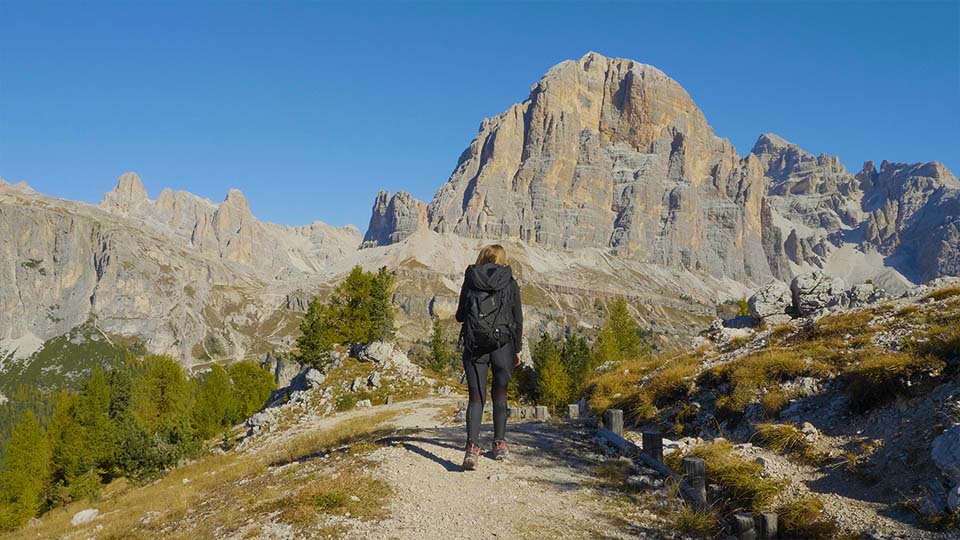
[351,397,660,540]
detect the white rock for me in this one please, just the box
[356,399,372,408]
[71,509,99,527]
[749,281,792,320]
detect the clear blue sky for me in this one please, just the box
[1,1,957,229]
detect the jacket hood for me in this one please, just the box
[464,263,513,292]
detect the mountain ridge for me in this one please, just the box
[1,51,957,377]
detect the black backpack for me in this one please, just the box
[461,285,513,355]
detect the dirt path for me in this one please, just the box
[349,397,663,540]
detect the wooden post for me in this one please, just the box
[732,514,756,540]
[535,405,549,420]
[385,395,393,405]
[604,409,624,436]
[641,431,663,462]
[757,512,777,539]
[682,457,707,508]
[568,404,579,419]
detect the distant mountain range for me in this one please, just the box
[2,52,957,390]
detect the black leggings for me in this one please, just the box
[463,342,514,446]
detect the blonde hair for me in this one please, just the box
[476,244,507,266]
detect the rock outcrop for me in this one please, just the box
[362,191,428,247]
[423,52,771,282]
[748,281,792,321]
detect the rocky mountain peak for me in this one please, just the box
[100,171,149,211]
[224,188,248,207]
[362,190,427,248]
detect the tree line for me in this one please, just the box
[0,354,275,531]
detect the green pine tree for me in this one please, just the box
[193,364,239,440]
[132,355,192,435]
[593,297,649,365]
[561,334,591,396]
[537,346,571,414]
[76,367,117,476]
[427,316,452,374]
[370,266,396,341]
[296,299,333,369]
[0,411,51,531]
[532,333,558,373]
[227,361,276,419]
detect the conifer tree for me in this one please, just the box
[561,334,591,395]
[593,297,649,365]
[132,355,192,435]
[370,266,396,341]
[296,299,332,369]
[193,364,238,439]
[0,411,50,530]
[537,345,571,414]
[427,316,451,373]
[227,361,275,419]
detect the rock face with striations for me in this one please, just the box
[365,52,959,292]
[362,191,428,248]
[423,52,771,282]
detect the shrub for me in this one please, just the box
[845,351,944,411]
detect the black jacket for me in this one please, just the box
[455,263,523,352]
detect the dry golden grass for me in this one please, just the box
[669,441,783,514]
[705,349,829,415]
[262,466,391,526]
[754,423,826,465]
[923,286,960,302]
[631,355,700,421]
[844,351,945,412]
[584,357,662,414]
[269,408,404,466]
[777,496,839,539]
[669,505,718,535]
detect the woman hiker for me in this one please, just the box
[455,244,523,471]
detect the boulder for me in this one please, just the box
[350,376,365,392]
[790,271,847,316]
[71,509,99,527]
[352,342,424,382]
[356,399,372,408]
[847,283,887,308]
[367,371,382,389]
[933,425,960,484]
[304,368,326,388]
[748,281,792,320]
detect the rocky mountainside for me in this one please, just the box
[367,52,958,292]
[1,52,957,386]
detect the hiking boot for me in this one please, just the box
[462,443,481,471]
[493,440,509,460]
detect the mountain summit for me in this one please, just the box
[367,52,959,288]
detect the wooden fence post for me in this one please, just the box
[604,409,624,436]
[681,457,707,508]
[385,395,393,405]
[567,404,579,419]
[757,512,777,539]
[535,405,549,420]
[641,431,663,462]
[732,514,756,540]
